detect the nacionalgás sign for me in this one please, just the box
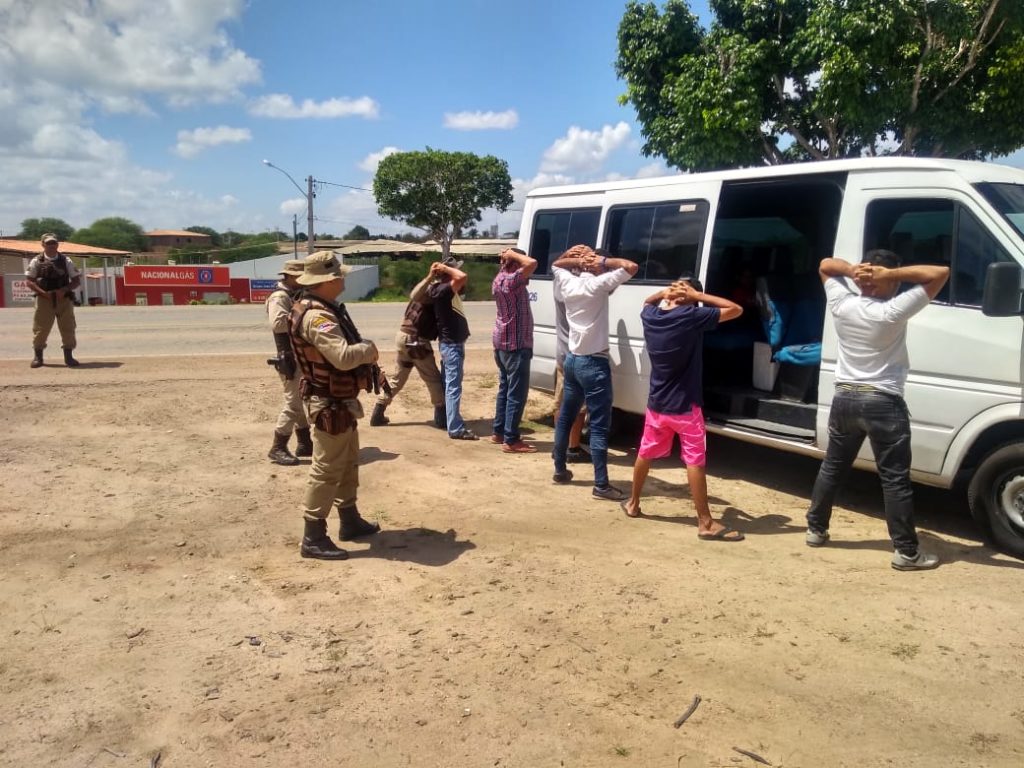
[123,265,230,287]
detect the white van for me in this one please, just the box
[519,158,1024,558]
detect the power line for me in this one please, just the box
[316,179,372,193]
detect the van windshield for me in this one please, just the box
[975,182,1024,239]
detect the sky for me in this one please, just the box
[1,0,710,241]
[3,0,1023,243]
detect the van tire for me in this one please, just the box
[967,443,1024,560]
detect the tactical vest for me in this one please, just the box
[35,253,71,291]
[289,295,372,399]
[400,298,439,341]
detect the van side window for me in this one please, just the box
[865,199,1011,307]
[605,200,709,281]
[529,208,601,275]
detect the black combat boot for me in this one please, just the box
[369,403,389,427]
[339,504,381,541]
[294,427,313,458]
[432,405,447,429]
[30,349,43,368]
[62,348,80,367]
[300,519,349,560]
[267,431,299,466]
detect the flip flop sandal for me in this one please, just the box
[620,500,642,518]
[697,526,745,542]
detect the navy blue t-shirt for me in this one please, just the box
[642,303,720,414]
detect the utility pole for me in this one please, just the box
[292,214,298,258]
[306,176,316,254]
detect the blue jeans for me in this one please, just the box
[806,388,918,554]
[553,353,612,487]
[439,342,467,435]
[492,348,533,444]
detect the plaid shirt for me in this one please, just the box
[491,268,533,351]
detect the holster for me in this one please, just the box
[273,332,297,379]
[314,402,356,435]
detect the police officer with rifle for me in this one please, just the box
[289,252,385,560]
[25,233,81,368]
[266,259,313,465]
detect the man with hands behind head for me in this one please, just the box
[806,251,949,571]
[491,247,538,453]
[550,245,639,501]
[429,255,477,440]
[289,252,382,561]
[622,277,745,541]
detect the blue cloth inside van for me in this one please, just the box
[756,275,824,367]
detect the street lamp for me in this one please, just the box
[262,159,316,254]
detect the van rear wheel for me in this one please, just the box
[967,443,1024,560]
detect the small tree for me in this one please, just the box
[18,217,75,242]
[73,217,148,252]
[343,225,371,240]
[616,0,1024,170]
[185,225,222,247]
[373,148,513,258]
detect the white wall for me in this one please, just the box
[226,253,379,300]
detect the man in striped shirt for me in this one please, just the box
[490,247,538,453]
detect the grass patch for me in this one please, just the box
[612,745,631,757]
[891,642,920,661]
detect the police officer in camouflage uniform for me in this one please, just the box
[369,260,446,429]
[25,233,81,368]
[290,252,383,560]
[266,259,313,465]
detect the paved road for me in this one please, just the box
[0,302,498,359]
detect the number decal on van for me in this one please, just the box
[528,291,538,302]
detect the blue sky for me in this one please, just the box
[1,0,712,240]
[2,0,1021,242]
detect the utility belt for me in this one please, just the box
[301,365,374,400]
[311,400,357,435]
[403,334,434,360]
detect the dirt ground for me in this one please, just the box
[1,351,1022,768]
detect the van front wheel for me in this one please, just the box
[967,443,1024,560]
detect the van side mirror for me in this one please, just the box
[982,262,1024,317]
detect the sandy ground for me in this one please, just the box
[1,349,1023,768]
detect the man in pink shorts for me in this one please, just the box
[622,277,745,541]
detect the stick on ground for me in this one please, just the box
[673,694,701,728]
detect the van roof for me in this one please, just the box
[526,157,1024,198]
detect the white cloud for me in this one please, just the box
[541,122,632,174]
[443,109,519,131]
[359,146,401,173]
[0,0,260,106]
[249,94,379,119]
[174,125,252,158]
[635,162,673,179]
[279,198,308,217]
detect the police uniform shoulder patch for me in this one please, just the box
[310,314,339,333]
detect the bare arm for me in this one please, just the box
[437,264,468,294]
[819,257,857,284]
[599,256,639,276]
[501,249,538,279]
[683,286,743,322]
[643,287,672,306]
[890,264,950,300]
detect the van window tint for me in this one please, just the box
[605,201,709,281]
[865,198,1011,307]
[529,208,600,274]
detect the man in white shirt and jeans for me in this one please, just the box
[806,250,949,571]
[550,245,639,500]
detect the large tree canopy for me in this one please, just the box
[373,148,513,258]
[616,0,1024,171]
[73,217,148,252]
[18,217,75,242]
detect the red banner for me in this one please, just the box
[123,265,230,287]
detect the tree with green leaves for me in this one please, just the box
[18,217,75,242]
[343,225,371,240]
[185,225,222,246]
[616,0,1024,171]
[73,217,148,252]
[373,148,514,258]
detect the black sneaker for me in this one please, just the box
[552,469,574,484]
[449,429,479,441]
[566,447,589,464]
[592,485,626,502]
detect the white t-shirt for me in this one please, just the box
[825,277,931,396]
[552,267,633,357]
